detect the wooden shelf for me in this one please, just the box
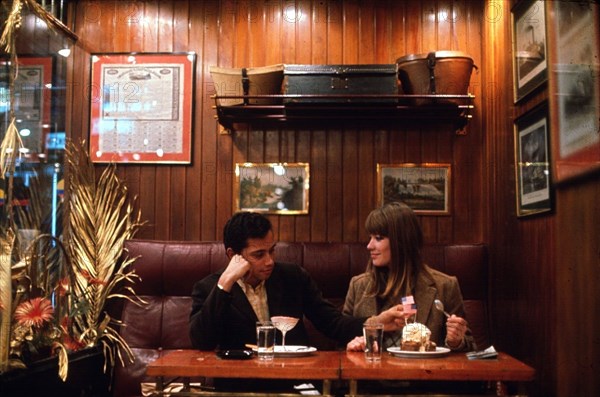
[213,94,475,134]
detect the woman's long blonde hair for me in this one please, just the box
[365,202,429,299]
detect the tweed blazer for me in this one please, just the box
[343,265,476,351]
[189,261,366,350]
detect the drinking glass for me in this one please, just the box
[256,321,276,361]
[270,316,299,351]
[363,322,384,362]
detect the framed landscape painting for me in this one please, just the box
[377,163,451,215]
[234,163,309,215]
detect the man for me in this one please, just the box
[189,211,404,351]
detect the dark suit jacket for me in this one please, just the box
[343,265,476,351]
[189,262,365,350]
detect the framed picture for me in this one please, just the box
[89,52,196,163]
[514,102,552,217]
[0,56,53,154]
[234,163,309,215]
[511,0,548,102]
[377,163,451,215]
[547,1,600,183]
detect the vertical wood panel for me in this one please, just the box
[556,181,600,397]
[185,2,205,240]
[342,130,359,241]
[199,0,219,240]
[342,0,359,63]
[62,3,600,396]
[309,130,327,240]
[294,130,311,241]
[70,0,487,246]
[357,2,375,64]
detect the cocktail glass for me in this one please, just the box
[270,316,299,351]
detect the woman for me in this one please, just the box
[344,202,475,352]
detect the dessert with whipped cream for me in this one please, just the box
[401,322,437,352]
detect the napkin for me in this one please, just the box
[466,345,498,360]
[294,383,320,395]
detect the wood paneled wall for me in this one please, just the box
[68,0,485,244]
[64,2,600,396]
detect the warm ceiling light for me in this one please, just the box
[58,48,71,57]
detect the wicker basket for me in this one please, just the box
[210,64,284,106]
[396,51,475,105]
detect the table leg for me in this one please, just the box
[348,379,357,396]
[323,379,331,396]
[496,380,508,396]
[155,376,164,394]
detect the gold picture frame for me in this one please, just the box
[377,163,451,215]
[234,163,309,215]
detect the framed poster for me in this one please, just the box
[0,56,53,154]
[547,1,600,183]
[234,163,309,215]
[89,52,196,163]
[514,103,552,217]
[511,0,548,102]
[377,163,451,215]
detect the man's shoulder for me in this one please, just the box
[194,272,221,288]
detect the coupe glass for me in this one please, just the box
[270,316,299,351]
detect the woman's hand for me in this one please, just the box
[346,336,366,351]
[445,314,468,348]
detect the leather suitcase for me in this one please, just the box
[283,64,398,103]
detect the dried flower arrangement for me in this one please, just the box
[0,140,145,380]
[0,0,146,381]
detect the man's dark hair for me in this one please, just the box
[223,211,273,253]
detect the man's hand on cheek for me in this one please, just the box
[218,254,250,291]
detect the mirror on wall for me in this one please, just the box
[0,1,77,247]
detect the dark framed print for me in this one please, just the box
[377,163,451,215]
[511,0,548,102]
[514,102,552,217]
[89,52,196,163]
[547,1,600,183]
[234,163,309,215]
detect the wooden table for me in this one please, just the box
[146,349,341,396]
[146,350,535,396]
[340,351,535,396]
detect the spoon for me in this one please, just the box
[434,299,451,318]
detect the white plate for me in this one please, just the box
[387,346,451,358]
[253,345,317,357]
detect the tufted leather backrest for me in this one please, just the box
[111,240,489,397]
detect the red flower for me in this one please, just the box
[14,297,54,328]
[80,270,107,286]
[56,277,70,296]
[61,333,85,351]
[59,316,85,351]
